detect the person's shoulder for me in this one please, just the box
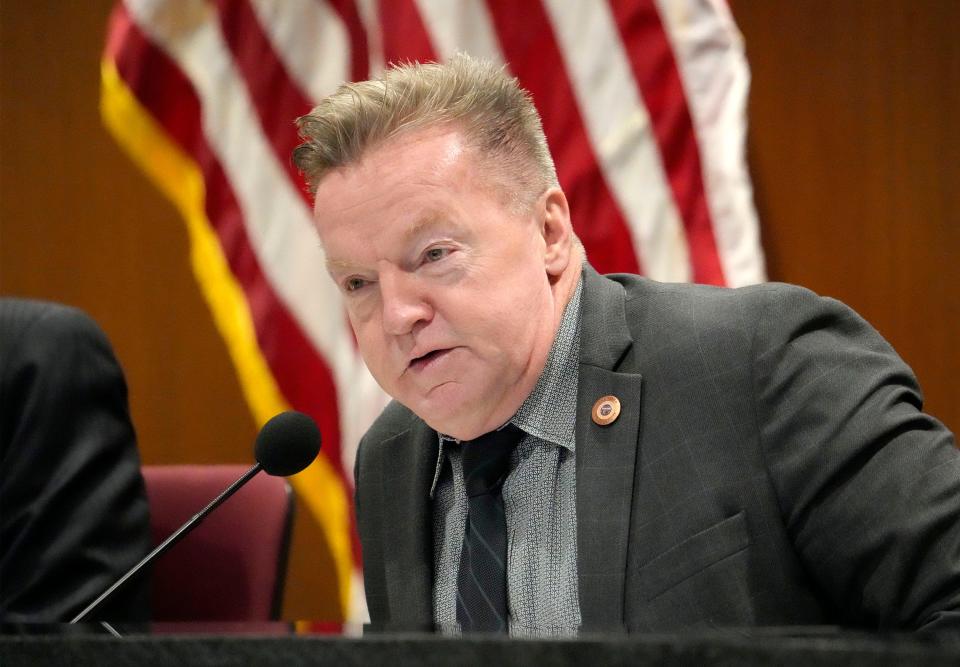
[603,272,821,325]
[355,400,428,479]
[606,271,815,305]
[591,271,858,356]
[362,399,423,446]
[0,298,108,356]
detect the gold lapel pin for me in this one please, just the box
[591,395,621,426]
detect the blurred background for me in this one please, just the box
[2,1,957,620]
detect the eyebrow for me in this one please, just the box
[403,211,449,243]
[325,256,357,272]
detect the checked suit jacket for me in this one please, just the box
[354,265,960,633]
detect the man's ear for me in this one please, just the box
[540,187,573,278]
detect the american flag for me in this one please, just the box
[101,0,764,620]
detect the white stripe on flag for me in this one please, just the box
[415,0,503,64]
[248,0,352,104]
[124,0,341,356]
[654,0,765,286]
[356,0,384,77]
[542,0,691,282]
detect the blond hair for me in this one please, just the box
[293,54,558,209]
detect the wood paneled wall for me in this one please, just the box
[2,1,956,620]
[731,1,958,430]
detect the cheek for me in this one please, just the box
[487,270,551,333]
[348,296,383,342]
[461,292,544,364]
[346,294,379,327]
[353,322,390,375]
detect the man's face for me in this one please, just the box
[313,126,570,440]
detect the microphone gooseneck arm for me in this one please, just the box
[70,462,263,624]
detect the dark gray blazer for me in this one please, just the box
[355,266,959,633]
[0,299,152,622]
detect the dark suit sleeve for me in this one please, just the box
[0,301,152,622]
[752,286,960,630]
[353,434,384,628]
[354,402,438,632]
[354,430,394,631]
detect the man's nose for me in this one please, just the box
[379,269,432,336]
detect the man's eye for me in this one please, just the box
[344,277,367,292]
[424,247,449,263]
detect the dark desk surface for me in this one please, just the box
[1,627,958,667]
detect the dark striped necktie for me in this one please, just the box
[456,423,523,633]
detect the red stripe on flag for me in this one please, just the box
[326,0,370,81]
[609,0,725,285]
[213,0,364,567]
[108,7,351,519]
[484,0,641,275]
[216,0,315,202]
[378,0,437,64]
[210,2,362,568]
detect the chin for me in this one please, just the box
[428,418,486,442]
[409,390,485,439]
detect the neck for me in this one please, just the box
[479,254,584,438]
[552,247,584,317]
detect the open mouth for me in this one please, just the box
[410,348,450,371]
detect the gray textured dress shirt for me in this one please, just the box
[430,277,583,636]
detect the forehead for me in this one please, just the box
[313,127,500,264]
[313,125,520,242]
[314,126,470,208]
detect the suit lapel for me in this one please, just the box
[379,419,438,630]
[576,266,643,632]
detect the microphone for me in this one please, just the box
[70,410,321,624]
[255,410,321,476]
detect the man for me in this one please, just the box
[0,299,152,622]
[294,55,959,634]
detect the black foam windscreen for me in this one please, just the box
[254,411,321,476]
